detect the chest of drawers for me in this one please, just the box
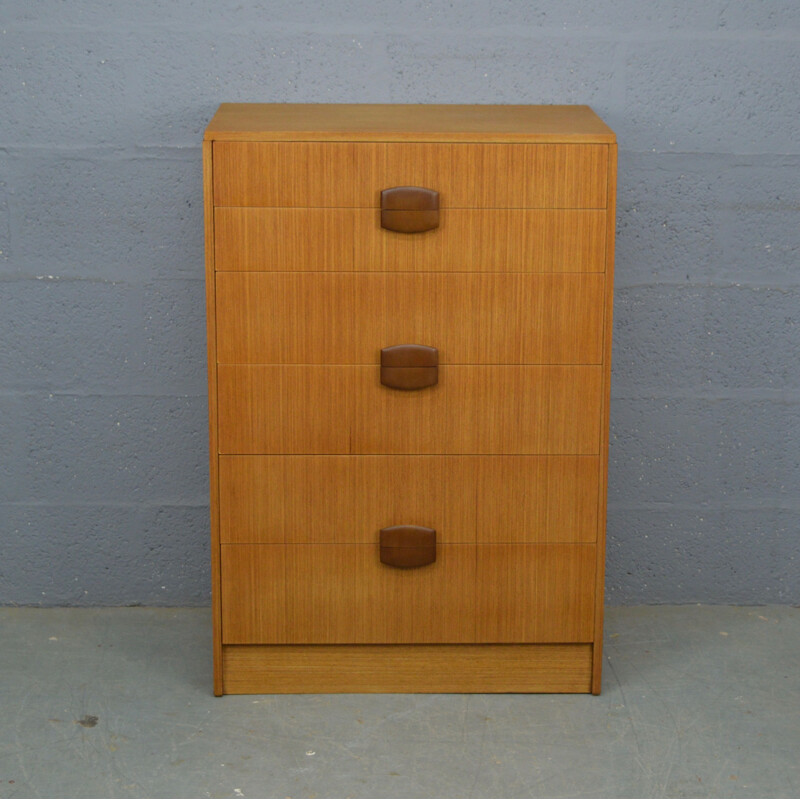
[203,104,616,695]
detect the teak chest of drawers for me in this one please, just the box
[203,104,616,695]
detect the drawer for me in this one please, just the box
[213,142,608,208]
[216,365,603,455]
[219,456,599,544]
[221,543,476,644]
[215,273,605,365]
[475,544,596,642]
[214,208,607,272]
[220,543,595,644]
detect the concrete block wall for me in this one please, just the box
[1,1,798,605]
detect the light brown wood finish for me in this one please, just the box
[354,208,607,273]
[215,272,605,365]
[212,142,607,208]
[592,143,618,695]
[215,208,354,271]
[222,643,594,693]
[220,543,287,644]
[202,140,223,697]
[205,103,616,144]
[215,207,606,272]
[221,544,476,644]
[205,104,616,694]
[221,543,594,644]
[219,455,599,545]
[216,365,603,455]
[476,544,596,642]
[285,544,476,644]
[476,456,599,544]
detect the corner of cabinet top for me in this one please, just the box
[203,103,616,144]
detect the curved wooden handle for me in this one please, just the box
[380,345,438,390]
[380,526,436,568]
[381,186,439,233]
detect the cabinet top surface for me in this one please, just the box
[204,103,616,143]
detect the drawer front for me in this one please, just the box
[475,544,596,642]
[213,142,608,208]
[214,208,607,273]
[219,455,599,544]
[216,365,603,455]
[220,543,595,644]
[221,543,476,644]
[215,272,605,365]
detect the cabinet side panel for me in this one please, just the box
[593,143,617,694]
[204,140,223,696]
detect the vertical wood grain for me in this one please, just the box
[476,456,599,543]
[208,114,615,694]
[592,143,617,694]
[212,141,382,206]
[218,455,598,544]
[217,365,602,455]
[382,143,607,208]
[285,544,476,643]
[476,544,596,642]
[215,272,605,365]
[278,456,476,544]
[219,456,285,544]
[215,208,354,270]
[213,142,607,208]
[221,543,595,644]
[203,140,224,695]
[355,209,607,272]
[220,545,287,644]
[213,208,606,272]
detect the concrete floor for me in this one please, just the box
[0,606,798,799]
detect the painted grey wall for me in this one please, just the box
[1,1,798,606]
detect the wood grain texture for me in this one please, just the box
[220,455,475,544]
[354,209,607,273]
[221,543,594,644]
[221,543,476,644]
[205,106,616,694]
[215,208,353,271]
[212,142,607,209]
[203,140,223,696]
[475,456,599,544]
[212,141,380,207]
[383,143,607,210]
[215,272,605,365]
[476,544,596,643]
[219,455,598,545]
[216,365,603,455]
[286,543,476,644]
[593,144,617,695]
[204,103,616,144]
[221,643,594,693]
[214,208,606,272]
[220,543,287,644]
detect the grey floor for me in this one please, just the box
[0,607,798,799]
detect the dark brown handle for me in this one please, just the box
[381,186,439,233]
[380,345,438,390]
[380,526,436,568]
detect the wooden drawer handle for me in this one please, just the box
[380,344,438,390]
[380,186,439,233]
[380,526,436,568]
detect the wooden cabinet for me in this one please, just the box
[204,104,616,695]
